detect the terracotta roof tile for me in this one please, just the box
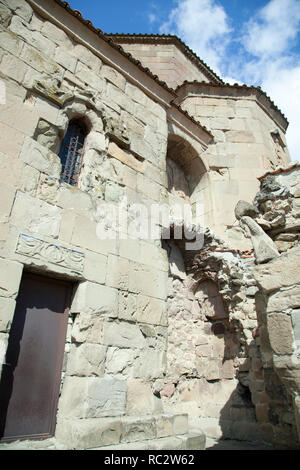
[258,162,300,181]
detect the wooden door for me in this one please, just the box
[0,273,72,442]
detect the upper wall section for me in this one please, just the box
[175,82,291,244]
[105,35,224,90]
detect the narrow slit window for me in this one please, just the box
[58,119,87,186]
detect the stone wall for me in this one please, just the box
[236,165,300,448]
[0,0,172,449]
[0,0,295,450]
[177,84,290,246]
[113,41,211,90]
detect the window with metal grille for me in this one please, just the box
[58,119,87,186]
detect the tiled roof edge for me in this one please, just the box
[49,2,213,138]
[258,162,300,181]
[104,33,224,86]
[176,80,288,127]
[52,1,177,96]
[170,101,214,139]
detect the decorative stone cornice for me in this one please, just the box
[175,81,289,132]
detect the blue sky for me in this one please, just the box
[68,0,300,160]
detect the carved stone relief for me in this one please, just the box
[16,233,85,273]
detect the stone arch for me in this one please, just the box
[58,118,89,186]
[167,133,207,204]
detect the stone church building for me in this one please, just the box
[0,0,300,450]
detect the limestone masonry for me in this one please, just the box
[0,0,299,450]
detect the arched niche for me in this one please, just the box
[166,133,208,208]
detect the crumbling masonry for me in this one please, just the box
[0,0,299,450]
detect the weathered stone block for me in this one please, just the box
[20,43,63,79]
[73,44,102,73]
[0,53,27,84]
[195,344,211,357]
[239,216,279,264]
[85,130,106,152]
[107,142,144,173]
[196,417,222,439]
[0,297,16,332]
[118,291,137,322]
[102,321,146,348]
[0,3,12,25]
[126,379,163,415]
[155,415,174,438]
[11,192,62,238]
[0,124,25,160]
[255,246,300,294]
[226,130,255,143]
[14,232,84,276]
[105,181,124,203]
[173,414,189,435]
[0,30,23,56]
[54,47,77,73]
[71,215,118,256]
[220,360,235,379]
[0,259,23,299]
[71,281,118,317]
[125,115,146,141]
[0,184,16,223]
[106,83,134,114]
[36,174,59,203]
[20,137,61,178]
[136,295,166,326]
[70,312,103,344]
[83,250,107,285]
[119,237,142,263]
[267,286,300,312]
[267,313,294,355]
[56,417,122,449]
[196,357,220,380]
[101,64,126,90]
[105,347,135,375]
[57,186,93,212]
[58,376,126,418]
[66,343,107,377]
[128,263,168,300]
[121,417,156,443]
[256,404,269,423]
[291,309,300,341]
[106,255,129,290]
[2,0,33,22]
[133,349,166,379]
[181,432,206,451]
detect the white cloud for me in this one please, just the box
[260,62,300,162]
[243,0,300,58]
[159,0,231,73]
[239,0,300,161]
[158,0,300,161]
[148,13,157,24]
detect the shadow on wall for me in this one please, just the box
[217,336,300,450]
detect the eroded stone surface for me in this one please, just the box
[0,0,298,451]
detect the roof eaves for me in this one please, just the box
[258,163,300,181]
[175,80,288,127]
[52,0,177,97]
[171,101,214,139]
[105,33,224,86]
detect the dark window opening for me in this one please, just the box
[58,119,88,186]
